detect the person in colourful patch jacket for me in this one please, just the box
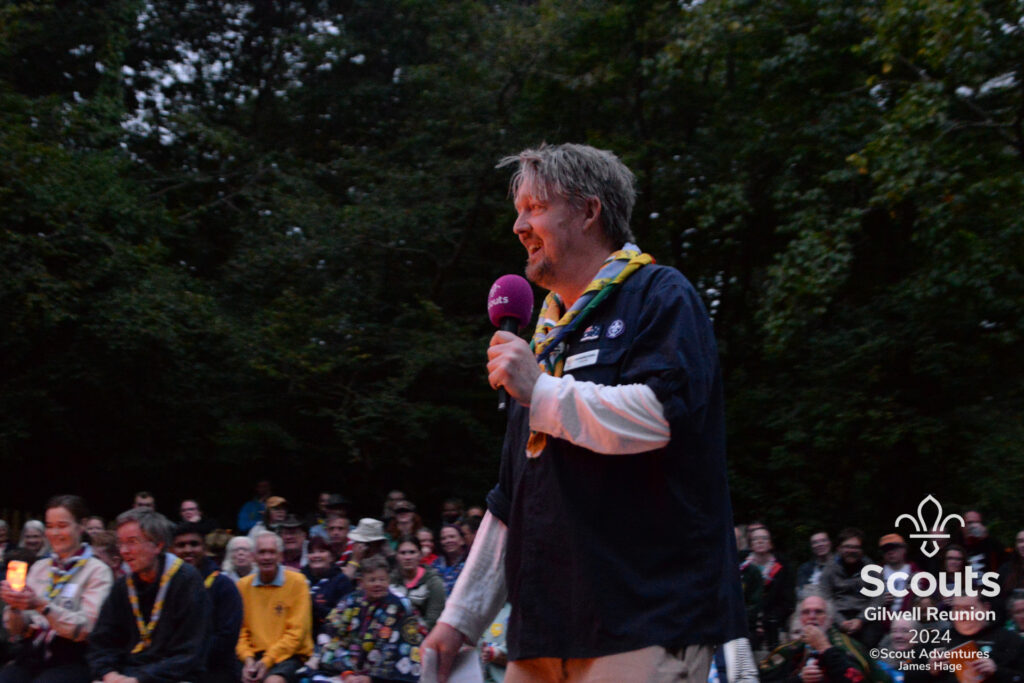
[317,556,427,682]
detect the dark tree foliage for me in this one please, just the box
[1,0,1021,545]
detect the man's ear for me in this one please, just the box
[581,196,603,233]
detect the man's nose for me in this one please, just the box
[513,211,529,234]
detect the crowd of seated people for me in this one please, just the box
[4,488,1024,683]
[738,513,1024,683]
[0,485,487,682]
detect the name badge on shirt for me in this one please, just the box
[564,349,599,372]
[61,583,79,599]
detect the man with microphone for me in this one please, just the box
[424,143,747,682]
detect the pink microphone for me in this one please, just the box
[487,274,535,410]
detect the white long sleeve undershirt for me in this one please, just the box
[436,510,508,643]
[436,374,671,641]
[529,373,671,454]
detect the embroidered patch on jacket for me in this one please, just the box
[606,319,625,338]
[580,324,601,342]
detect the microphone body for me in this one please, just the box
[496,316,519,411]
[487,274,535,411]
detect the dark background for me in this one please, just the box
[1,0,1022,555]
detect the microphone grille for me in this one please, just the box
[487,274,535,328]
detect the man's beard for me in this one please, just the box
[525,255,553,289]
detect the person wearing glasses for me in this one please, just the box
[86,508,210,683]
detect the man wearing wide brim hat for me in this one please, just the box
[348,518,388,543]
[341,519,390,581]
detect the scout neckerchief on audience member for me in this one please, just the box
[47,544,92,600]
[527,242,653,458]
[128,553,184,653]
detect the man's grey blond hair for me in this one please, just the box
[115,508,175,548]
[498,143,637,246]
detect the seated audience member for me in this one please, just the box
[223,536,255,583]
[930,594,1024,683]
[740,558,764,645]
[278,515,307,571]
[0,495,113,683]
[741,525,794,651]
[386,502,422,548]
[417,528,437,566]
[879,534,919,613]
[324,514,352,567]
[465,506,485,522]
[873,617,916,676]
[0,521,10,564]
[172,522,242,683]
[1007,591,1024,634]
[88,531,125,582]
[381,490,406,524]
[248,496,288,541]
[999,531,1024,597]
[178,499,216,535]
[460,516,480,553]
[309,496,351,541]
[17,521,48,562]
[132,492,156,511]
[83,517,106,539]
[343,519,391,581]
[759,588,891,683]
[205,529,231,567]
[430,524,467,596]
[307,492,332,534]
[317,556,426,681]
[913,594,952,633]
[438,498,463,527]
[933,544,970,612]
[480,603,512,683]
[87,508,210,682]
[390,535,446,630]
[963,510,1007,575]
[820,527,880,645]
[237,479,272,535]
[236,531,313,683]
[302,536,353,636]
[797,531,833,590]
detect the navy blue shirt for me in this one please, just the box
[487,264,748,660]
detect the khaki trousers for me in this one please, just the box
[504,644,714,683]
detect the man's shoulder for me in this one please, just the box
[283,567,310,588]
[620,262,692,294]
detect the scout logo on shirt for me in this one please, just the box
[606,319,625,338]
[580,324,601,342]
